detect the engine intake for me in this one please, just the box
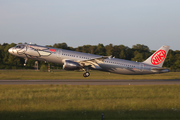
[63,60,81,70]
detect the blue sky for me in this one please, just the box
[0,0,180,50]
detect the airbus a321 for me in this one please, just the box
[8,44,170,77]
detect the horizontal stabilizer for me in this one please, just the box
[151,67,169,73]
[151,68,169,70]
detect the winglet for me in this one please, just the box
[143,45,170,67]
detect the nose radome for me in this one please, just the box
[8,48,15,54]
[8,48,12,53]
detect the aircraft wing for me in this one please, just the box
[75,56,111,68]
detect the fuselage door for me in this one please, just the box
[56,49,62,58]
[139,63,144,72]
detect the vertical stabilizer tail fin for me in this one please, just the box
[143,45,170,67]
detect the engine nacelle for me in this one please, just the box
[63,60,81,70]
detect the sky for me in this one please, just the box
[0,0,180,50]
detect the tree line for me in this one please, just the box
[0,43,180,71]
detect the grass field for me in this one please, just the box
[1,70,180,119]
[0,85,180,120]
[0,70,180,80]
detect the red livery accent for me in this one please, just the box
[50,49,56,52]
[151,50,166,65]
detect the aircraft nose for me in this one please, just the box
[8,48,14,54]
[8,48,12,53]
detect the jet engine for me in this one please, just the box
[63,60,81,70]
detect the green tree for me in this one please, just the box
[112,45,121,58]
[95,43,106,56]
[53,43,69,49]
[132,44,150,53]
[131,51,144,62]
[105,44,113,56]
[131,44,151,62]
[40,64,47,72]
[173,60,180,69]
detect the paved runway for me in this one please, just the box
[0,79,180,85]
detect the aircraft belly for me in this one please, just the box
[99,64,156,75]
[99,64,139,75]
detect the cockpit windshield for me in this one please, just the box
[15,45,25,49]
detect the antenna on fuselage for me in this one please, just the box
[108,55,112,59]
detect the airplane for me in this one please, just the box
[8,44,170,77]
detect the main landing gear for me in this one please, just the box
[83,72,90,77]
[83,66,90,77]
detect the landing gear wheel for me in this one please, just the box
[83,72,90,77]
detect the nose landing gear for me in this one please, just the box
[24,58,28,66]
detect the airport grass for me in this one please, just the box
[0,84,180,120]
[0,70,180,80]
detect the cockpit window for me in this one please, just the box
[15,45,24,49]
